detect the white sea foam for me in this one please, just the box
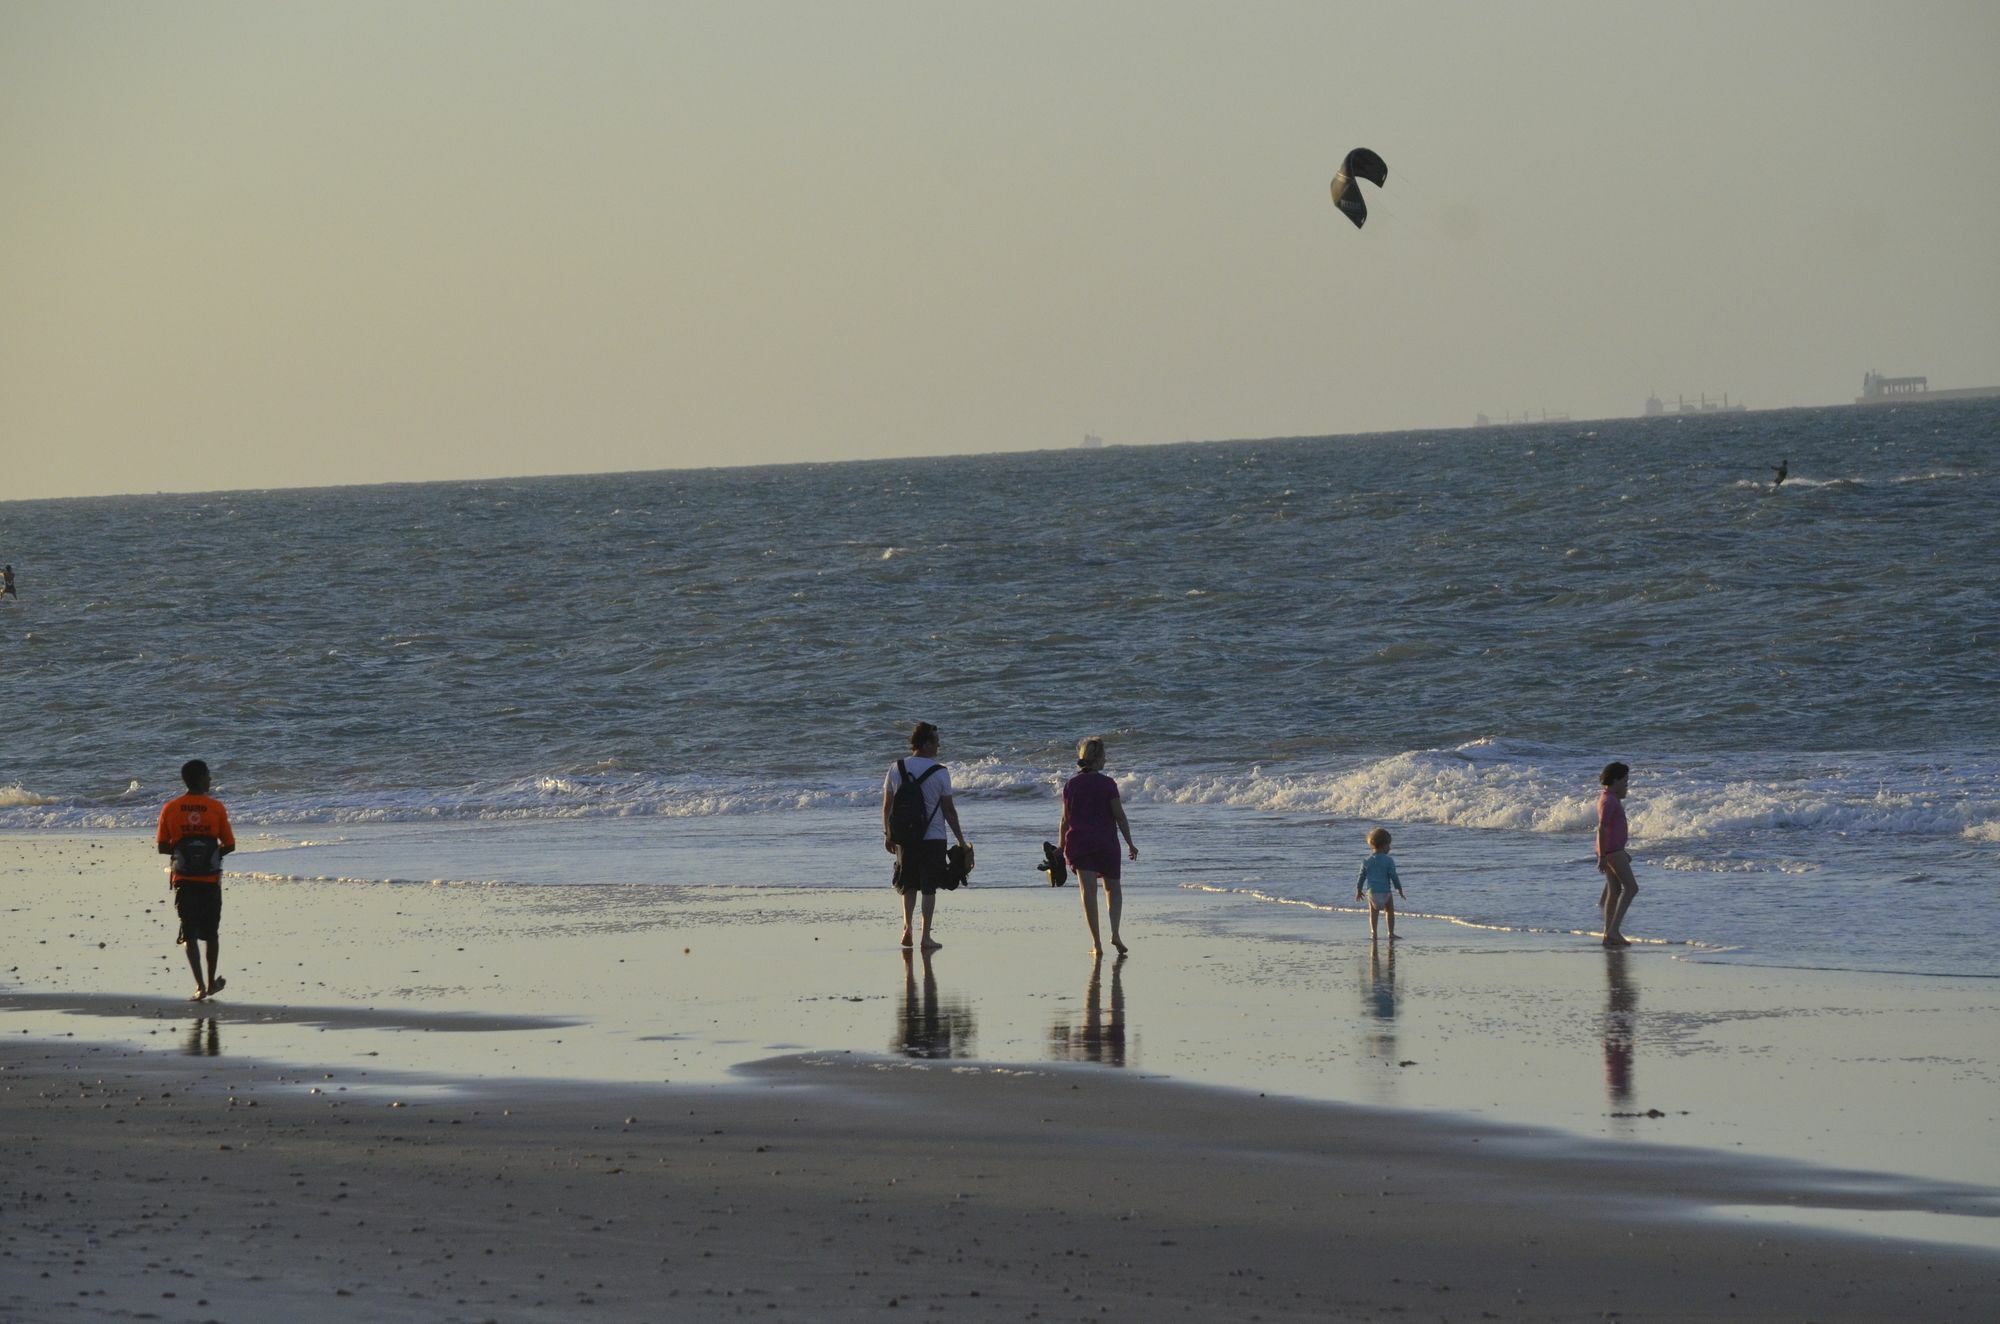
[232,871,504,887]
[2,745,1994,846]
[1654,854,1819,875]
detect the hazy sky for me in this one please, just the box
[4,1,1997,498]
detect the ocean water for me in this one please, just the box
[2,401,1996,977]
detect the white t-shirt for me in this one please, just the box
[884,756,953,841]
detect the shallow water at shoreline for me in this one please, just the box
[5,403,1999,981]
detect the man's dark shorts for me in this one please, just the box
[174,882,222,945]
[893,840,950,895]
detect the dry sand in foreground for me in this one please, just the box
[4,1037,1996,1324]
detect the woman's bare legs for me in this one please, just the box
[1078,871,1104,955]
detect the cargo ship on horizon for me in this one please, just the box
[1854,370,2000,406]
[1644,392,1747,417]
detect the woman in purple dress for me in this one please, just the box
[1059,737,1139,956]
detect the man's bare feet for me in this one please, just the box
[898,931,914,948]
[1111,939,1129,955]
[188,987,207,1002]
[207,977,226,996]
[919,936,942,951]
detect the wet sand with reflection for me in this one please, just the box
[5,827,1999,1321]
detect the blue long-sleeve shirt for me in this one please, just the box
[1357,853,1402,894]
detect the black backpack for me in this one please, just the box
[887,760,944,849]
[172,836,223,878]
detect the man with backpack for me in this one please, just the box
[157,759,236,1000]
[882,721,968,951]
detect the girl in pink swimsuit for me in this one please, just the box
[1595,761,1638,947]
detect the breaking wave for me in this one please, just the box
[3,741,1992,846]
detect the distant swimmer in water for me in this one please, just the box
[2,564,14,598]
[1772,460,1788,487]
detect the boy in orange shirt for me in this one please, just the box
[157,759,236,1000]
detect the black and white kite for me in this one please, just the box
[1329,148,1388,229]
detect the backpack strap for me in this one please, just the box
[898,759,944,788]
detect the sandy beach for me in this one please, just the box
[4,830,1998,1321]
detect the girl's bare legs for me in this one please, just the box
[1078,871,1104,955]
[1601,856,1638,946]
[1367,895,1381,940]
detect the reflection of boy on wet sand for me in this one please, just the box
[1364,941,1396,1021]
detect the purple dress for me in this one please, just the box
[1062,771,1123,882]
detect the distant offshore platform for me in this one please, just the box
[1854,370,2000,406]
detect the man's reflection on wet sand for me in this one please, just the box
[182,1018,221,1057]
[1603,949,1636,1104]
[890,947,977,1059]
[1049,954,1130,1066]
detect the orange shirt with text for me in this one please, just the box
[156,793,235,885]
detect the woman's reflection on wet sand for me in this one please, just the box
[1603,949,1636,1104]
[1049,954,1129,1066]
[181,1018,221,1057]
[890,947,977,1059]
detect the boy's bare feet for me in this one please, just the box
[188,986,207,1001]
[919,936,942,951]
[1111,939,1129,955]
[898,930,914,948]
[207,977,226,996]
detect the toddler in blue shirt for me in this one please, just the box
[1356,827,1405,941]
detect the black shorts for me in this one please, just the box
[892,840,950,895]
[174,883,222,944]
